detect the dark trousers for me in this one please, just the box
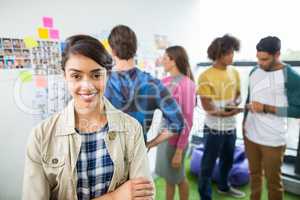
[198,125,237,200]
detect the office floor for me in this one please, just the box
[154,158,300,200]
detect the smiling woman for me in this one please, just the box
[22,35,155,200]
[62,35,113,124]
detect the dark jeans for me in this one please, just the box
[198,125,237,200]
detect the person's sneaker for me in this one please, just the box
[217,187,246,198]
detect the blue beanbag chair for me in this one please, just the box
[190,145,249,186]
[190,146,204,175]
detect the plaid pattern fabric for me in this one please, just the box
[76,124,114,200]
[105,67,184,140]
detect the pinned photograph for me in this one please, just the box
[12,39,21,49]
[0,59,4,69]
[4,49,13,57]
[5,59,14,69]
[154,34,170,50]
[22,49,30,58]
[24,59,31,68]
[15,59,24,69]
[14,49,22,58]
[20,40,25,48]
[3,38,12,49]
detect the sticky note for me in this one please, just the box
[101,39,111,52]
[43,17,53,28]
[138,59,145,68]
[35,75,47,88]
[38,28,49,39]
[49,29,60,40]
[19,71,32,83]
[24,36,38,48]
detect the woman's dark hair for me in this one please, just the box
[207,34,240,61]
[166,45,194,81]
[256,36,281,55]
[61,35,113,71]
[108,25,137,60]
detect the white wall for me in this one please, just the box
[196,0,300,61]
[0,70,36,200]
[0,0,201,66]
[0,1,202,199]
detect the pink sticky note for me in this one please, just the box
[50,29,60,39]
[43,17,53,28]
[35,75,47,88]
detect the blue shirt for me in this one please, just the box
[105,67,184,140]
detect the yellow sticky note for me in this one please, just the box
[101,39,111,52]
[138,59,145,68]
[19,71,33,83]
[24,36,38,48]
[38,28,49,39]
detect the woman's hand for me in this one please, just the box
[171,149,183,169]
[146,130,173,151]
[112,177,154,200]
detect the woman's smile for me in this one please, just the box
[78,92,98,103]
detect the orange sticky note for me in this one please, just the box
[38,28,49,39]
[35,75,47,88]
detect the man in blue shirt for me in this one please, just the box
[104,25,184,147]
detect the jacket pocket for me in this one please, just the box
[42,155,66,194]
[42,155,65,168]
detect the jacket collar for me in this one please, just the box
[56,97,125,136]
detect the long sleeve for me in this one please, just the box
[128,122,155,198]
[176,79,196,149]
[276,66,300,119]
[22,128,50,200]
[276,104,300,118]
[243,67,258,125]
[129,123,152,179]
[154,79,184,135]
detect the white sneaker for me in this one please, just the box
[217,187,246,198]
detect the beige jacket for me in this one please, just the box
[22,97,153,200]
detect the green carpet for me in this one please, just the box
[154,158,300,200]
